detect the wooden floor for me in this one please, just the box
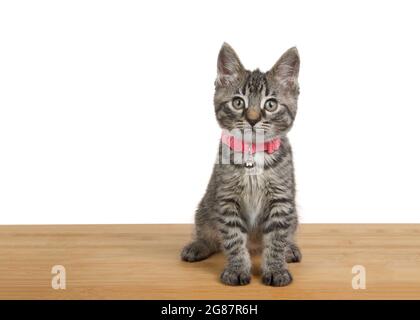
[1,224,420,299]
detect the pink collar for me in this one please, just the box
[221,132,281,154]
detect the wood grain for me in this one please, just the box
[0,224,420,299]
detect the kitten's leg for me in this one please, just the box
[261,201,297,286]
[285,222,302,263]
[217,200,251,286]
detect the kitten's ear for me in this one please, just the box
[216,42,246,86]
[269,47,300,93]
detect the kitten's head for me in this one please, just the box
[214,43,300,140]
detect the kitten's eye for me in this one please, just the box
[232,97,245,110]
[264,99,278,112]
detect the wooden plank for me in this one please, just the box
[0,224,419,299]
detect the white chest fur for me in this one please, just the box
[241,163,266,227]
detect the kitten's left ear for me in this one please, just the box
[216,42,246,87]
[269,47,300,93]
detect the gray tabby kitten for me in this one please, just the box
[181,43,301,286]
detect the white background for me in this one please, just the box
[1,0,420,224]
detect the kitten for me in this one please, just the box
[181,43,301,286]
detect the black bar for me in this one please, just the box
[1,300,420,319]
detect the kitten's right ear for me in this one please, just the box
[216,42,245,87]
[268,47,300,94]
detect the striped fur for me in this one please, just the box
[181,43,301,286]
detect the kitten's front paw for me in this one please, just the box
[220,267,251,286]
[262,268,293,287]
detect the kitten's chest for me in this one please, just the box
[240,171,267,226]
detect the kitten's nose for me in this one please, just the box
[246,109,261,127]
